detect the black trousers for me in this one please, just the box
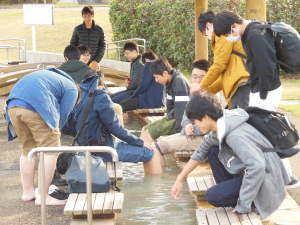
[119,97,140,113]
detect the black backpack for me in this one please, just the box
[245,107,299,158]
[249,22,300,74]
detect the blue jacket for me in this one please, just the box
[6,68,78,141]
[62,75,144,160]
[131,61,165,108]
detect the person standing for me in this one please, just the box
[70,6,106,69]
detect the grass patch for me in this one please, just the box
[281,79,300,101]
[0,7,118,61]
[279,104,300,117]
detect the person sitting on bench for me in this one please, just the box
[62,69,162,174]
[152,59,221,167]
[119,49,165,119]
[171,93,290,219]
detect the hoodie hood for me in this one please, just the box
[46,67,75,84]
[80,75,100,94]
[59,60,89,73]
[217,108,249,142]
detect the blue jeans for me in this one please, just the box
[110,90,132,103]
[205,146,243,207]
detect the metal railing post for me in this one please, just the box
[18,40,20,60]
[40,152,46,225]
[118,42,120,61]
[106,43,108,59]
[24,40,26,61]
[7,48,9,60]
[86,151,93,225]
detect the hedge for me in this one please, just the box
[109,0,300,71]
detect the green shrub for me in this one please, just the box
[110,0,300,71]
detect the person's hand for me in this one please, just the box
[143,142,154,150]
[91,61,99,69]
[171,179,183,200]
[185,123,194,136]
[190,84,206,95]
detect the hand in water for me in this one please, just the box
[171,180,182,201]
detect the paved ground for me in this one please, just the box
[1,95,300,224]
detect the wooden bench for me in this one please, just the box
[65,192,124,224]
[104,81,117,87]
[107,87,126,95]
[103,161,123,182]
[196,208,262,225]
[174,150,195,158]
[134,107,167,114]
[187,176,216,201]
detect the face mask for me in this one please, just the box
[225,27,241,42]
[206,25,213,40]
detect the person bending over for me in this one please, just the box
[213,10,299,188]
[152,59,221,167]
[171,93,290,219]
[110,41,144,103]
[190,9,250,109]
[6,68,80,206]
[140,57,190,144]
[119,49,164,119]
[62,69,162,174]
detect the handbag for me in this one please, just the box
[65,152,111,193]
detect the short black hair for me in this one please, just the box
[78,45,91,55]
[81,6,94,16]
[186,93,223,122]
[64,45,81,60]
[123,41,139,53]
[150,57,173,76]
[191,59,211,73]
[214,10,243,37]
[198,9,216,33]
[83,69,105,86]
[142,49,158,64]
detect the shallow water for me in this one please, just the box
[117,113,197,224]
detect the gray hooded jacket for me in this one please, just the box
[191,109,290,219]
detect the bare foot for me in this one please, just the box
[22,191,36,202]
[35,195,66,206]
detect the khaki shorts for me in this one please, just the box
[155,133,202,155]
[8,107,61,157]
[144,116,175,140]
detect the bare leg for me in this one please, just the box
[151,142,166,167]
[35,154,66,206]
[140,127,146,139]
[143,161,150,173]
[117,114,124,127]
[147,149,162,174]
[122,113,128,120]
[20,155,36,201]
[141,129,154,144]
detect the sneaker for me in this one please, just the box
[286,176,300,189]
[49,189,69,201]
[51,171,67,186]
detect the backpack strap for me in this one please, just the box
[261,145,282,154]
[72,90,97,146]
[232,50,247,69]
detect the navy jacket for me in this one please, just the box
[131,61,165,108]
[62,75,144,160]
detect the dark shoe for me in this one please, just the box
[286,176,300,189]
[49,189,69,201]
[51,171,67,186]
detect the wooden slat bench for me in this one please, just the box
[65,192,124,224]
[104,81,117,87]
[134,107,167,114]
[187,176,216,201]
[107,87,126,95]
[196,208,262,225]
[103,161,123,182]
[174,150,195,158]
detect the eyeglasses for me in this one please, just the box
[83,14,92,19]
[83,54,91,58]
[125,51,132,56]
[191,75,205,80]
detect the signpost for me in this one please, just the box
[23,4,54,52]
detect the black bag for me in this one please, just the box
[245,107,299,158]
[249,22,300,74]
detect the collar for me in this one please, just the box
[82,20,95,30]
[132,54,141,63]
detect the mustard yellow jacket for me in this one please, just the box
[200,32,249,108]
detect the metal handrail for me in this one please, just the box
[28,146,119,225]
[37,62,64,70]
[106,38,146,61]
[0,38,26,61]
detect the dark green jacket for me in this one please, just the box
[58,60,91,83]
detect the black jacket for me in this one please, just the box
[166,69,191,133]
[241,21,281,99]
[126,55,144,95]
[70,20,106,64]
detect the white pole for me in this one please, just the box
[32,25,36,52]
[73,0,76,4]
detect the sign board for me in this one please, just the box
[23,4,54,25]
